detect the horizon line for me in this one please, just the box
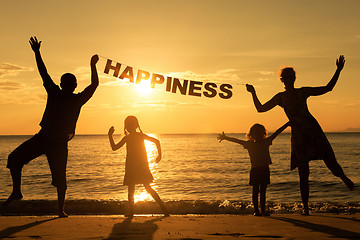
[0,131,359,136]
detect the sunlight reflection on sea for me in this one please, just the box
[0,133,359,203]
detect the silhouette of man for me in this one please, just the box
[4,37,99,217]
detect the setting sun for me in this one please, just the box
[134,80,153,96]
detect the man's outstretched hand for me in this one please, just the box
[336,55,345,71]
[91,54,99,66]
[29,36,41,52]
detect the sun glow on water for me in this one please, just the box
[134,135,159,203]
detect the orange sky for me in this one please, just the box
[1,0,360,134]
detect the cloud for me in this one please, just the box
[87,100,212,114]
[164,69,242,85]
[258,71,275,76]
[101,78,132,87]
[131,100,204,109]
[0,63,33,78]
[344,100,360,107]
[0,81,44,104]
[131,99,248,110]
[313,99,339,105]
[0,90,45,105]
[163,69,277,87]
[0,81,23,90]
[224,50,329,59]
[310,99,360,108]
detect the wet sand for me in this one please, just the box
[0,214,359,239]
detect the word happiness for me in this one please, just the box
[104,59,233,99]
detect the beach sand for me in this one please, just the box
[0,214,359,240]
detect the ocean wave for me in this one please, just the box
[0,200,359,216]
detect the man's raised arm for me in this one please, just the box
[29,36,54,88]
[80,55,99,103]
[90,54,99,89]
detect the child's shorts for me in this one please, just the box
[249,165,270,186]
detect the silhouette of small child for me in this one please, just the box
[218,122,290,216]
[108,116,169,218]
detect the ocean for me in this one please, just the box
[0,133,359,215]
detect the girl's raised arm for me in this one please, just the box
[108,126,126,151]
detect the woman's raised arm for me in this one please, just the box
[246,84,279,112]
[303,55,345,97]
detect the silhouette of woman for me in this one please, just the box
[108,116,169,218]
[246,55,354,215]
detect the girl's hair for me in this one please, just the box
[246,123,267,141]
[279,67,296,82]
[124,116,143,135]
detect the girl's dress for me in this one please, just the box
[276,87,337,171]
[243,138,273,186]
[123,132,153,185]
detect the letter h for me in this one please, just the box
[104,59,121,78]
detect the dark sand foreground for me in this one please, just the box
[0,214,359,239]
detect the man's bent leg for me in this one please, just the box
[4,134,45,206]
[3,168,23,206]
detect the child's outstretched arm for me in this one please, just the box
[217,132,246,145]
[268,122,290,141]
[108,126,126,151]
[144,134,162,163]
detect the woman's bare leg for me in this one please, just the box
[323,153,354,191]
[298,162,310,215]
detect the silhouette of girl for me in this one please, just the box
[246,55,354,215]
[218,122,289,216]
[108,116,169,217]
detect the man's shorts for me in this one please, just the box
[7,132,68,189]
